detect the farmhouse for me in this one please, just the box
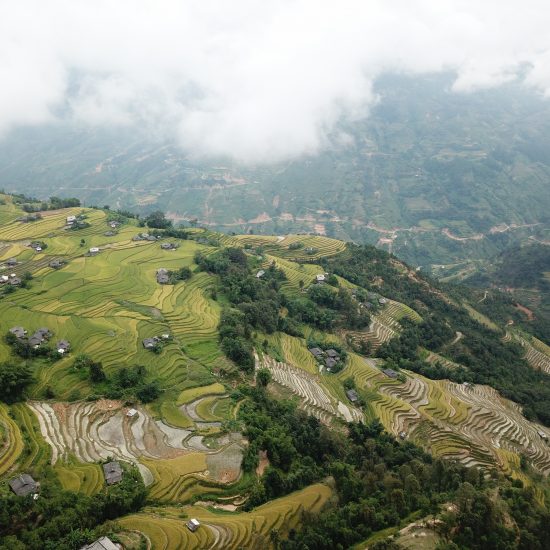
[9,276,21,286]
[326,349,340,359]
[127,408,138,418]
[36,328,52,339]
[10,326,27,339]
[66,215,76,224]
[256,269,265,278]
[143,337,159,349]
[1,275,8,282]
[49,259,63,269]
[89,247,100,255]
[156,268,170,284]
[79,536,120,550]
[308,347,324,360]
[57,340,70,353]
[538,430,548,441]
[379,297,388,305]
[160,242,177,250]
[103,461,123,485]
[9,474,39,497]
[382,368,399,379]
[28,336,43,348]
[6,257,17,267]
[109,221,121,228]
[346,389,359,403]
[187,518,200,532]
[316,273,326,283]
[325,357,338,369]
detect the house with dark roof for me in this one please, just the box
[56,340,70,353]
[10,326,27,339]
[382,368,398,379]
[6,257,17,266]
[325,357,338,369]
[9,474,39,497]
[160,242,177,250]
[49,259,63,269]
[143,337,159,349]
[79,536,120,550]
[156,268,170,284]
[326,349,340,359]
[308,347,324,360]
[103,461,123,485]
[346,389,359,403]
[28,335,43,348]
[36,328,52,339]
[187,518,200,532]
[9,276,21,286]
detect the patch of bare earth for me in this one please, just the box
[256,450,269,477]
[515,303,534,321]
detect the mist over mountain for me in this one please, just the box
[1,73,548,272]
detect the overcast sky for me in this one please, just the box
[1,0,549,162]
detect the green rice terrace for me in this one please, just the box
[1,192,550,549]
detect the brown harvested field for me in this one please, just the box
[29,400,244,484]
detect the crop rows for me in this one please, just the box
[504,331,550,375]
[119,482,332,550]
[340,349,550,473]
[28,400,244,493]
[256,353,363,423]
[346,318,397,351]
[0,404,23,476]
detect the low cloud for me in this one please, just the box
[1,0,549,162]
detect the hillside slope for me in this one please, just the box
[1,194,550,548]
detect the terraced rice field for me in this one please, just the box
[219,234,346,260]
[503,331,550,374]
[54,459,104,495]
[28,400,244,488]
[264,255,323,294]
[0,215,224,397]
[341,354,550,473]
[0,403,24,476]
[119,482,332,550]
[256,353,363,424]
[345,300,421,352]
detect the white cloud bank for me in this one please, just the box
[0,0,549,162]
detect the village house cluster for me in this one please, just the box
[132,232,160,242]
[1,271,21,286]
[65,213,90,230]
[9,326,70,354]
[308,346,343,371]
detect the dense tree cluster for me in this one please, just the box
[238,388,550,550]
[72,356,161,403]
[0,362,33,403]
[142,210,173,229]
[0,466,146,550]
[195,248,287,371]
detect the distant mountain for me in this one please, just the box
[0,73,549,272]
